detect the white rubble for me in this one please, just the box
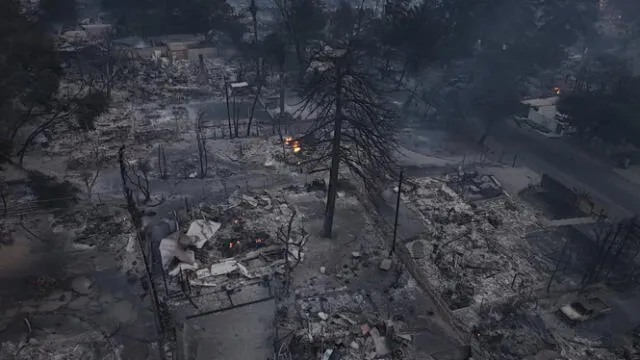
[159,232,197,269]
[168,262,199,276]
[209,258,239,276]
[186,220,222,248]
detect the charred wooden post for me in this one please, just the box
[390,169,404,257]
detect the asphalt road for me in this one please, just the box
[490,123,640,219]
[577,287,640,339]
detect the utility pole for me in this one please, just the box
[390,169,404,257]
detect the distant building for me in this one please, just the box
[308,47,347,72]
[111,33,238,63]
[56,23,112,52]
[113,36,148,48]
[158,35,219,62]
[187,47,216,61]
[521,96,569,136]
[61,30,88,44]
[147,34,205,48]
[114,34,219,62]
[111,36,160,59]
[81,24,112,41]
[167,43,189,60]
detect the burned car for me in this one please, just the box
[558,297,611,324]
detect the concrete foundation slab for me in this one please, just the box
[183,298,275,360]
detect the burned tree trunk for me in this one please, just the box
[136,163,152,203]
[246,80,263,137]
[279,70,286,133]
[196,111,208,178]
[0,186,6,218]
[119,148,142,226]
[276,208,308,295]
[582,221,621,287]
[323,71,344,238]
[118,146,164,334]
[279,210,297,295]
[233,95,240,138]
[81,145,105,200]
[225,82,233,138]
[298,47,398,239]
[246,0,262,138]
[157,145,168,179]
[263,31,287,135]
[249,0,261,82]
[275,69,287,160]
[81,170,100,200]
[124,158,153,204]
[547,238,569,293]
[196,133,207,178]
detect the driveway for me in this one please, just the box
[182,298,276,360]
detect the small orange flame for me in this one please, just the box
[232,219,240,224]
[255,238,264,244]
[292,141,302,153]
[284,136,293,144]
[553,87,561,95]
[229,242,234,249]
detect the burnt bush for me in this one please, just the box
[26,170,79,209]
[75,90,110,131]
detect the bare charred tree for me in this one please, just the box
[546,236,569,293]
[157,145,168,179]
[118,146,164,334]
[80,145,106,199]
[127,158,153,204]
[249,0,261,81]
[580,217,633,287]
[14,85,88,165]
[246,0,263,137]
[604,220,636,279]
[195,111,208,178]
[224,81,233,138]
[584,217,640,285]
[278,209,296,294]
[197,54,208,86]
[263,31,288,137]
[0,181,6,218]
[12,46,118,163]
[298,44,398,238]
[276,208,308,294]
[246,77,263,137]
[272,0,326,66]
[69,35,134,99]
[1,1,66,165]
[96,39,124,99]
[230,85,241,138]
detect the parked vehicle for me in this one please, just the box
[558,297,611,324]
